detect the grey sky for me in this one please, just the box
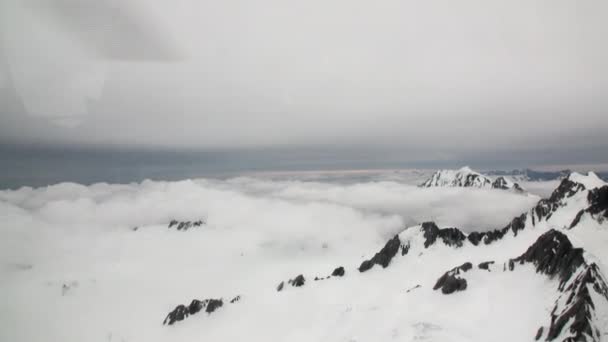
[1,0,608,163]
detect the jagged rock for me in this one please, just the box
[512,230,585,286]
[503,214,527,236]
[535,327,543,340]
[168,219,205,231]
[401,241,410,255]
[534,178,586,222]
[283,275,306,288]
[478,261,494,271]
[358,235,401,272]
[188,299,205,315]
[434,274,467,294]
[421,222,466,248]
[508,230,608,342]
[331,266,345,277]
[492,177,525,192]
[433,262,472,294]
[163,305,188,325]
[205,299,223,313]
[545,263,608,342]
[292,275,305,287]
[163,297,225,325]
[570,185,608,228]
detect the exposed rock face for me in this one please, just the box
[163,298,224,325]
[512,230,584,286]
[509,230,608,342]
[205,299,223,313]
[570,185,608,228]
[168,219,205,231]
[433,262,472,294]
[421,222,466,248]
[290,274,306,287]
[359,235,402,272]
[534,178,586,223]
[278,275,306,291]
[331,266,345,277]
[492,177,525,193]
[163,305,188,325]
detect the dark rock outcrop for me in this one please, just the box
[478,261,495,271]
[331,266,345,277]
[163,298,224,325]
[534,178,586,222]
[511,230,584,286]
[421,222,467,248]
[163,305,188,325]
[509,230,608,342]
[491,177,524,192]
[205,299,223,313]
[290,275,305,287]
[168,219,205,231]
[358,235,402,272]
[278,275,306,290]
[433,262,472,295]
[544,263,608,342]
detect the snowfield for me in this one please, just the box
[0,171,606,342]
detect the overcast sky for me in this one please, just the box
[1,0,608,166]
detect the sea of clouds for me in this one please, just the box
[0,172,562,342]
[0,173,552,265]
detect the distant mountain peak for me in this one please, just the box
[420,167,524,192]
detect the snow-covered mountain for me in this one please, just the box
[420,166,525,192]
[160,172,607,341]
[2,172,607,342]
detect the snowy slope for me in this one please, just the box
[1,172,607,342]
[421,166,525,193]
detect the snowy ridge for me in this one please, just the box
[254,172,608,341]
[430,230,608,342]
[420,166,525,192]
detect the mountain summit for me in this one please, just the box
[420,166,525,192]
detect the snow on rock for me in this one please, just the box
[510,230,608,342]
[430,230,608,341]
[163,298,225,325]
[433,262,472,294]
[570,185,608,229]
[568,172,606,190]
[420,166,525,193]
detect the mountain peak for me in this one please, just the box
[458,166,474,173]
[420,167,524,192]
[567,171,606,190]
